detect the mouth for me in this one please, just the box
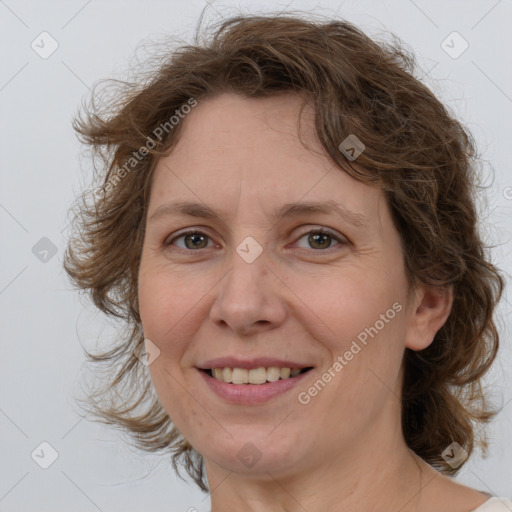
[200,366,314,385]
[197,364,315,405]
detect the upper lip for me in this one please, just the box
[196,357,314,370]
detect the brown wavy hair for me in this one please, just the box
[63,11,506,492]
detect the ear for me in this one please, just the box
[404,284,453,351]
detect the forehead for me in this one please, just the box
[149,92,387,230]
[169,92,323,167]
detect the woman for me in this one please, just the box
[64,12,511,512]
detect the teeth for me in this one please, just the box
[213,368,223,380]
[248,367,267,384]
[222,367,233,383]
[209,366,308,384]
[232,368,248,384]
[266,367,281,382]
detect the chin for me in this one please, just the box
[198,427,306,475]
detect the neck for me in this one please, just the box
[205,421,432,512]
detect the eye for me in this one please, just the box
[165,229,215,251]
[164,227,347,253]
[294,228,346,251]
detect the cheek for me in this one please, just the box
[138,261,208,342]
[297,268,408,407]
[296,266,406,352]
[137,264,212,400]
[137,270,190,410]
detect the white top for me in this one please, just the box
[472,498,512,511]
[207,497,512,511]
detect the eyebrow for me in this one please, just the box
[148,200,369,229]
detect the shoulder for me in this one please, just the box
[416,464,506,511]
[471,498,512,511]
[415,463,508,512]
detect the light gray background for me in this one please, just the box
[1,0,511,511]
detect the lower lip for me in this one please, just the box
[198,369,312,405]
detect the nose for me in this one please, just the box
[209,246,287,336]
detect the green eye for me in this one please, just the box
[295,230,343,250]
[164,227,347,253]
[166,230,212,250]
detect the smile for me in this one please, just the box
[197,365,314,405]
[204,366,312,384]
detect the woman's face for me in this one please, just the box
[138,92,424,479]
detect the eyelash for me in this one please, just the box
[164,227,347,254]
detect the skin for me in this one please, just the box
[138,92,490,512]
